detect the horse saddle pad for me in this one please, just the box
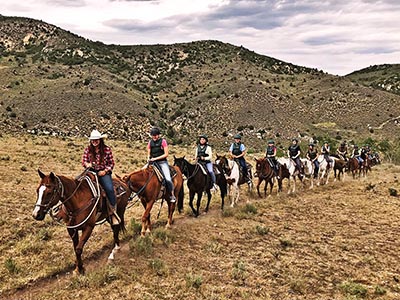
[197,163,208,175]
[152,165,177,182]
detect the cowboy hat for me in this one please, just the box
[89,129,107,140]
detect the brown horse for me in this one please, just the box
[32,170,131,275]
[254,157,275,197]
[123,165,184,236]
[347,157,362,179]
[333,158,347,181]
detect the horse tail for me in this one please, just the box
[177,183,184,213]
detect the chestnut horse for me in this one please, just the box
[254,157,275,197]
[347,157,362,179]
[173,156,227,215]
[32,170,131,275]
[123,165,184,236]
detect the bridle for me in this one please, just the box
[35,175,65,213]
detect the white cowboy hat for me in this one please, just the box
[89,129,107,140]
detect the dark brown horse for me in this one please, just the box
[173,156,227,216]
[347,157,362,179]
[333,158,347,181]
[123,165,184,236]
[254,157,275,197]
[32,170,131,275]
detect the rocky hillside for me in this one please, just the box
[346,64,400,96]
[1,15,400,150]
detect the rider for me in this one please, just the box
[287,138,304,176]
[351,144,364,167]
[306,143,319,178]
[82,129,120,225]
[265,139,278,176]
[147,127,176,203]
[194,134,218,192]
[337,141,348,161]
[229,134,251,183]
[321,141,333,168]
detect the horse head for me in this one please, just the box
[33,169,64,221]
[254,157,267,178]
[216,154,231,176]
[173,155,188,176]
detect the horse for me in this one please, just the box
[300,158,316,189]
[216,154,253,207]
[332,157,347,181]
[32,169,131,275]
[317,155,335,185]
[173,156,227,215]
[254,157,275,197]
[123,164,184,236]
[277,157,304,193]
[347,157,362,179]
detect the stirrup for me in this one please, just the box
[110,206,120,225]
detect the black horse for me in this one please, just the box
[173,156,227,216]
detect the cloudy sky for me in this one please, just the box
[2,0,399,75]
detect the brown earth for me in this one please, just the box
[1,135,400,300]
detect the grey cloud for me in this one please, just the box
[355,47,398,54]
[303,35,348,46]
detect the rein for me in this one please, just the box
[126,168,156,206]
[48,172,101,229]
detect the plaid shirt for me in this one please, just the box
[82,146,115,172]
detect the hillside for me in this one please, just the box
[1,15,400,151]
[346,64,400,96]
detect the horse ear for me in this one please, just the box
[254,157,258,161]
[38,169,45,179]
[49,172,56,180]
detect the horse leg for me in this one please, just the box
[141,200,155,236]
[166,200,176,229]
[263,179,267,197]
[195,192,202,217]
[234,185,240,205]
[108,224,122,261]
[205,191,211,213]
[73,225,94,275]
[68,228,81,275]
[189,190,196,216]
[268,179,274,197]
[257,179,263,198]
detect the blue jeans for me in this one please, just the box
[98,173,116,206]
[312,160,319,177]
[156,161,174,193]
[237,157,248,177]
[205,162,216,184]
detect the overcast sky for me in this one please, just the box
[2,0,399,75]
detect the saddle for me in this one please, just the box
[76,171,127,222]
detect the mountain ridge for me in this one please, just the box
[1,15,399,151]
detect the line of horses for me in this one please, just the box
[32,152,378,275]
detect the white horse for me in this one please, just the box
[216,155,252,207]
[317,155,335,185]
[277,157,304,194]
[300,158,315,189]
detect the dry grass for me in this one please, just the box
[1,134,400,300]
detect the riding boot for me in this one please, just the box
[110,205,121,225]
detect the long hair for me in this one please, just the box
[89,139,106,164]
